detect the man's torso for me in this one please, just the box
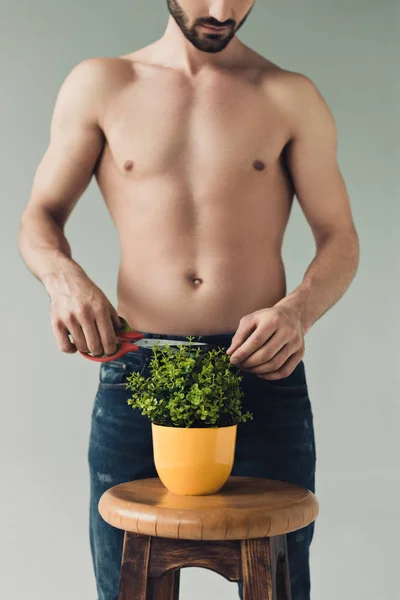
[94,47,298,334]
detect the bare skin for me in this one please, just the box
[18,10,359,376]
[99,47,293,334]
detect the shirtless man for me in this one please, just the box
[18,1,359,598]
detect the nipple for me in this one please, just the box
[253,160,266,171]
[124,160,134,171]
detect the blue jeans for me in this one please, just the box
[88,330,316,600]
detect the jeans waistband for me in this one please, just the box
[134,329,236,348]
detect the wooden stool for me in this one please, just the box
[99,476,318,600]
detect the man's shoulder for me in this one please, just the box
[242,48,317,95]
[258,62,335,143]
[67,56,135,87]
[53,56,136,128]
[258,61,327,118]
[259,61,318,99]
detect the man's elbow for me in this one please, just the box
[315,221,359,248]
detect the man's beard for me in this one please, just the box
[167,0,252,53]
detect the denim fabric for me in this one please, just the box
[88,330,316,600]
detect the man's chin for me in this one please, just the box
[189,37,234,54]
[196,46,228,54]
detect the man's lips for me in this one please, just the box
[199,24,230,33]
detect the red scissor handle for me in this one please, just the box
[79,317,145,363]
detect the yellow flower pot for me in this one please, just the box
[151,423,237,495]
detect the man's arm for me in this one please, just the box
[276,72,360,334]
[226,73,360,377]
[19,58,105,281]
[18,58,122,356]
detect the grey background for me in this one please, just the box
[1,1,399,598]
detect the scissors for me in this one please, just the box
[77,316,213,363]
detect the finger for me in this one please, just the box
[95,310,119,356]
[228,320,276,363]
[239,329,288,369]
[109,307,123,331]
[226,318,257,358]
[241,343,291,374]
[52,320,77,354]
[80,316,105,357]
[258,349,304,380]
[67,320,90,354]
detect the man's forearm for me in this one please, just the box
[276,228,360,335]
[18,207,87,294]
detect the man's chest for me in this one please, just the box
[99,72,291,179]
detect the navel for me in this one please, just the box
[124,160,134,172]
[253,160,266,171]
[186,273,204,287]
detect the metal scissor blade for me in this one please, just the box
[135,338,209,348]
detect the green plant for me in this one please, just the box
[125,336,253,428]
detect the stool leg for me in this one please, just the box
[150,569,181,600]
[273,535,292,600]
[241,538,275,600]
[118,532,151,600]
[241,536,292,600]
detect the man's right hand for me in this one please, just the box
[44,268,123,357]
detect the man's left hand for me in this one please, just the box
[226,305,305,380]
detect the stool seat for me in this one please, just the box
[99,476,318,541]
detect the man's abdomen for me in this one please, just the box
[116,248,287,335]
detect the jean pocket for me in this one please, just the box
[250,359,308,395]
[241,373,310,419]
[99,353,149,389]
